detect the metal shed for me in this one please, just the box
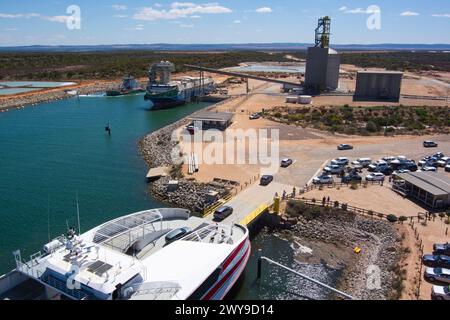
[189,111,234,131]
[393,172,450,210]
[354,71,403,102]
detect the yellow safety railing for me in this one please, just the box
[240,203,269,226]
[202,194,234,218]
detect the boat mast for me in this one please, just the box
[76,192,81,235]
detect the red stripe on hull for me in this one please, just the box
[202,238,250,300]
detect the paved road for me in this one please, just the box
[206,182,294,225]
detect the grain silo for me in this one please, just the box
[304,17,341,93]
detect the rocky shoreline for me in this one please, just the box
[0,81,118,111]
[279,202,403,300]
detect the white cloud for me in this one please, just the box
[431,13,450,18]
[233,20,241,24]
[133,2,232,21]
[112,4,127,11]
[4,27,18,31]
[339,7,380,14]
[179,23,194,28]
[190,15,201,19]
[401,11,419,16]
[0,12,69,23]
[256,7,272,13]
[113,14,128,18]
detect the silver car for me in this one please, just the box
[424,268,450,285]
[431,285,450,300]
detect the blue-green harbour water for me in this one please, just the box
[0,94,210,274]
[0,94,337,300]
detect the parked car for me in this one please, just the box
[342,174,362,183]
[213,206,234,221]
[434,243,450,256]
[312,175,334,185]
[424,140,438,148]
[422,255,450,268]
[324,164,345,175]
[422,166,437,172]
[352,158,372,168]
[431,285,450,300]
[249,113,261,120]
[260,175,274,186]
[393,169,411,176]
[331,157,349,166]
[433,152,445,159]
[366,173,385,182]
[400,162,418,172]
[368,161,389,172]
[337,144,353,150]
[437,157,450,167]
[424,268,450,285]
[446,165,450,172]
[382,156,397,163]
[281,158,293,168]
[186,125,195,135]
[165,227,192,244]
[380,166,394,176]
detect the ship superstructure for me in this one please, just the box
[144,61,215,109]
[0,208,250,300]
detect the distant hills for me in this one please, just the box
[1,43,450,52]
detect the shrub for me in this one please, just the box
[399,216,408,224]
[366,121,379,132]
[350,181,359,190]
[387,214,399,223]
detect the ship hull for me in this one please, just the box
[185,233,251,301]
[106,89,145,97]
[202,237,251,300]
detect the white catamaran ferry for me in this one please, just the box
[0,208,250,300]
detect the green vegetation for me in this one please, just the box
[266,105,450,135]
[287,51,450,72]
[0,51,290,81]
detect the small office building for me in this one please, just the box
[393,172,450,210]
[189,111,234,131]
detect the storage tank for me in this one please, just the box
[354,71,403,102]
[286,96,299,104]
[299,95,312,104]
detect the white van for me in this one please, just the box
[353,158,372,168]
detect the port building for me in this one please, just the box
[189,111,234,131]
[393,172,450,210]
[354,71,403,102]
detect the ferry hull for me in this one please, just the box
[193,235,251,300]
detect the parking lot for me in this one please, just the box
[274,134,450,189]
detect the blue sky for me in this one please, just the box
[0,0,449,46]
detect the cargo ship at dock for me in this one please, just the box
[144,61,215,109]
[0,208,250,300]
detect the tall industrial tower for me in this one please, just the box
[315,16,331,48]
[305,16,340,93]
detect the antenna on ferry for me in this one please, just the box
[47,196,51,242]
[76,192,81,235]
